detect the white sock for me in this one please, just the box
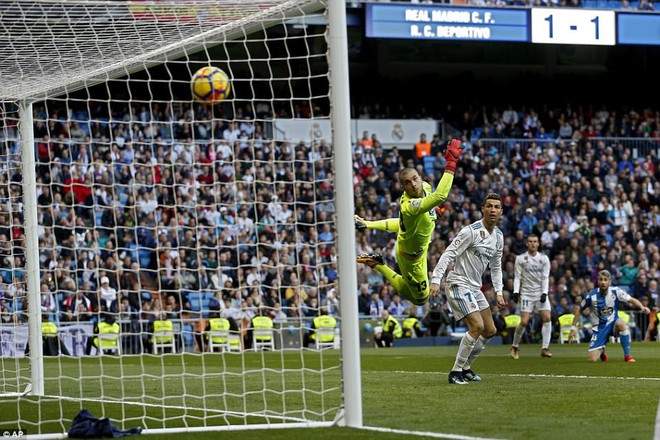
[541,322,552,349]
[452,333,477,372]
[512,324,525,348]
[464,335,492,370]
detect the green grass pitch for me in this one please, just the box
[2,343,658,440]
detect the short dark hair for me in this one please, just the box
[398,167,418,186]
[481,192,502,207]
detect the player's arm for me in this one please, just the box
[407,140,463,214]
[430,227,472,293]
[490,232,505,307]
[512,256,522,303]
[627,297,651,315]
[540,255,550,304]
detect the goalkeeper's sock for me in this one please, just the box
[512,324,525,348]
[619,331,631,356]
[364,219,399,232]
[464,335,492,370]
[452,332,477,372]
[541,322,552,349]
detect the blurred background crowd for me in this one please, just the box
[0,99,658,349]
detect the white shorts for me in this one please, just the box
[446,284,489,321]
[520,296,551,314]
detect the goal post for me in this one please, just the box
[0,0,361,436]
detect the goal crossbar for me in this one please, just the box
[0,0,324,102]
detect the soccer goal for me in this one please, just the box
[0,0,361,437]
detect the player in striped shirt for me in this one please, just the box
[430,193,505,385]
[568,270,650,362]
[509,234,553,359]
[355,139,462,306]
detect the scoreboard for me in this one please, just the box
[366,3,660,46]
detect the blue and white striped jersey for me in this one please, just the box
[580,287,631,328]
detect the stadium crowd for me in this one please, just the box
[0,99,658,352]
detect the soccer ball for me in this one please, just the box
[190,66,231,104]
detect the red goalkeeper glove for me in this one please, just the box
[444,139,463,173]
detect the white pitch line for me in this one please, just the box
[655,396,660,440]
[390,370,660,381]
[362,425,507,440]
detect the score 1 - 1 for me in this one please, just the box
[531,8,615,46]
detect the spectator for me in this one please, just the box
[518,208,538,235]
[62,291,92,322]
[374,310,402,348]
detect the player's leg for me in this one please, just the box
[355,216,400,272]
[393,251,429,306]
[510,303,532,359]
[356,254,408,292]
[354,215,399,232]
[587,324,611,362]
[360,252,429,305]
[463,294,497,381]
[446,285,480,384]
[615,318,635,362]
[539,299,553,357]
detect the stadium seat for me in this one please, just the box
[558,314,575,344]
[209,330,242,352]
[97,333,121,356]
[182,324,194,347]
[187,292,202,314]
[253,328,276,351]
[152,330,176,354]
[200,291,214,317]
[314,327,337,350]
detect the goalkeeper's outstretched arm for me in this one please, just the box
[404,139,464,214]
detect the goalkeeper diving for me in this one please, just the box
[356,139,463,305]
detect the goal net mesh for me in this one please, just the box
[0,0,344,435]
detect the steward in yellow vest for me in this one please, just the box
[86,312,120,355]
[205,313,240,352]
[25,314,71,356]
[375,310,402,347]
[402,312,423,338]
[303,307,336,347]
[149,312,175,353]
[245,308,274,350]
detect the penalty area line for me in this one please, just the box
[391,371,660,381]
[362,425,507,440]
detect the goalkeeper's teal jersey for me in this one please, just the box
[397,180,447,256]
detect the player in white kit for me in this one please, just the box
[509,234,553,359]
[430,193,505,385]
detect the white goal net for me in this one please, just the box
[0,0,360,436]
